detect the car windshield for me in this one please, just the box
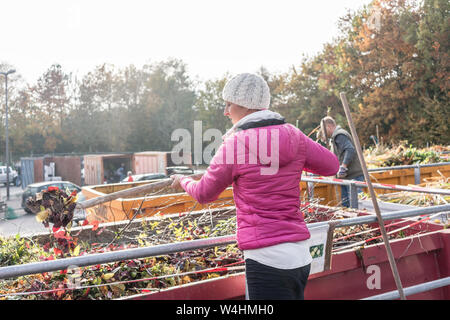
[28,184,63,193]
[28,187,39,194]
[62,183,80,191]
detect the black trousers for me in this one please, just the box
[245,258,311,300]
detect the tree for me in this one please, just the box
[143,59,197,151]
[336,0,449,145]
[194,75,231,134]
[118,64,153,152]
[30,64,72,152]
[411,0,450,144]
[270,51,345,137]
[68,64,120,152]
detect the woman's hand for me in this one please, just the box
[170,174,184,190]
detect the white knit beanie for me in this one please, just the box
[222,73,271,110]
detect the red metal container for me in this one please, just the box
[123,223,449,300]
[33,158,44,183]
[44,156,82,186]
[133,152,169,175]
[305,229,449,300]
[133,151,193,175]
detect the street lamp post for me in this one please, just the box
[0,69,16,201]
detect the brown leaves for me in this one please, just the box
[27,187,78,229]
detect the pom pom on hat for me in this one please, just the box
[222,73,271,110]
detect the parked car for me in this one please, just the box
[0,166,18,185]
[166,166,205,177]
[121,173,167,183]
[21,181,86,223]
[166,166,195,176]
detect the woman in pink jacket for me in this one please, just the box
[171,73,339,300]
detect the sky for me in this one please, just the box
[1,0,373,84]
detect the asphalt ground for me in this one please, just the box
[0,185,48,238]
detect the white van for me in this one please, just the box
[0,166,18,185]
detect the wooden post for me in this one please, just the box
[340,93,406,300]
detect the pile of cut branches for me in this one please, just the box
[364,176,450,206]
[364,143,447,168]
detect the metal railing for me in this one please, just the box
[367,161,449,171]
[362,277,450,300]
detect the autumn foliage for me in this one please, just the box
[269,0,449,146]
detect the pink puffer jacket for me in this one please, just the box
[180,122,339,250]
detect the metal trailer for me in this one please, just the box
[304,162,450,207]
[0,204,449,300]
